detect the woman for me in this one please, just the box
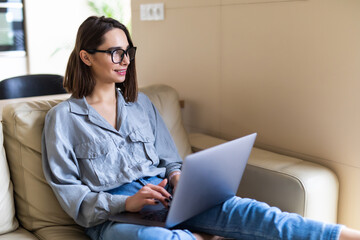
[42,16,360,240]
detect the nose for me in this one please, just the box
[120,54,130,65]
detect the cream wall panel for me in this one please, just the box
[221,0,305,4]
[132,0,360,229]
[131,0,220,10]
[132,4,222,134]
[220,0,360,168]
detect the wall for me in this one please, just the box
[24,0,92,75]
[131,0,360,229]
[24,0,131,77]
[0,56,27,80]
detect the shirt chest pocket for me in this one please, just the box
[128,127,159,166]
[74,139,123,187]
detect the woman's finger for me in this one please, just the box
[143,198,160,206]
[158,178,167,188]
[146,183,172,199]
[144,189,171,207]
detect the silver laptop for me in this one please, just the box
[110,133,257,228]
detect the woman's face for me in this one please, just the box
[88,28,130,86]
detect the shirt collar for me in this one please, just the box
[68,96,88,115]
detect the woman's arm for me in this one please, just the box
[169,170,181,191]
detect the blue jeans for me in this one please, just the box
[86,176,342,240]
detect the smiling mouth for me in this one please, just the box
[115,69,127,76]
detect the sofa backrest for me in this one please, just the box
[140,84,192,159]
[1,84,191,232]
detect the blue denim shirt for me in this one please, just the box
[42,90,182,227]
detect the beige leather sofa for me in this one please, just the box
[0,84,339,239]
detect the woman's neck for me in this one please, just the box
[86,83,118,129]
[86,83,117,105]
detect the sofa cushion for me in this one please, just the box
[1,85,191,234]
[35,226,90,240]
[2,98,76,232]
[0,94,71,121]
[0,227,38,240]
[0,122,19,235]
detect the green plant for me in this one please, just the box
[87,0,131,33]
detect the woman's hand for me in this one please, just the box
[125,179,172,212]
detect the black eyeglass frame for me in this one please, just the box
[86,46,137,64]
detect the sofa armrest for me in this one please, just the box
[188,133,227,152]
[188,133,339,224]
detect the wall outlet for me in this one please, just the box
[140,3,164,21]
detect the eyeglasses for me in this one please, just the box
[86,47,137,64]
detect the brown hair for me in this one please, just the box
[64,16,137,102]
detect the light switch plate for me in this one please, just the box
[140,3,164,21]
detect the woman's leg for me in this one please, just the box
[86,221,197,240]
[86,176,200,240]
[179,196,342,240]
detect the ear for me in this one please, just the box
[79,50,92,66]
